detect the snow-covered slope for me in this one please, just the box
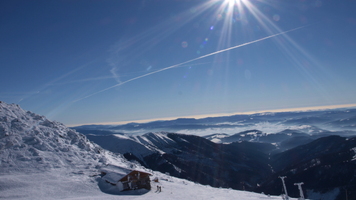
[0,101,141,198]
[1,170,299,200]
[85,132,178,160]
[0,101,107,173]
[0,101,300,199]
[85,131,277,191]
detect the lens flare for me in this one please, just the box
[73,0,323,104]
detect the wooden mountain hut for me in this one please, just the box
[117,170,151,191]
[101,168,152,191]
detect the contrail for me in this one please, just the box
[74,26,306,102]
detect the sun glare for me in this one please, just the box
[224,0,246,7]
[226,0,240,4]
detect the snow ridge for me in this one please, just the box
[0,102,113,173]
[86,131,180,161]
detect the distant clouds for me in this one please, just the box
[67,103,356,127]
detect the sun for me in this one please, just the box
[225,0,239,3]
[218,0,248,21]
[220,0,248,14]
[224,0,245,5]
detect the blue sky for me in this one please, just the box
[1,0,356,126]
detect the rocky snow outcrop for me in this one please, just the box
[0,101,117,173]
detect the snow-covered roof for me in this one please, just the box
[100,164,132,175]
[100,164,152,183]
[102,172,125,184]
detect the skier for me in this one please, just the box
[155,185,162,193]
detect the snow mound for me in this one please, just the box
[0,102,105,173]
[0,102,135,174]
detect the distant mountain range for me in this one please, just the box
[73,108,356,137]
[74,107,356,200]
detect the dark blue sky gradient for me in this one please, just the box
[1,0,356,125]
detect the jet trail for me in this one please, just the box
[74,26,305,102]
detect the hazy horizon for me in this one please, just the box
[68,103,356,127]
